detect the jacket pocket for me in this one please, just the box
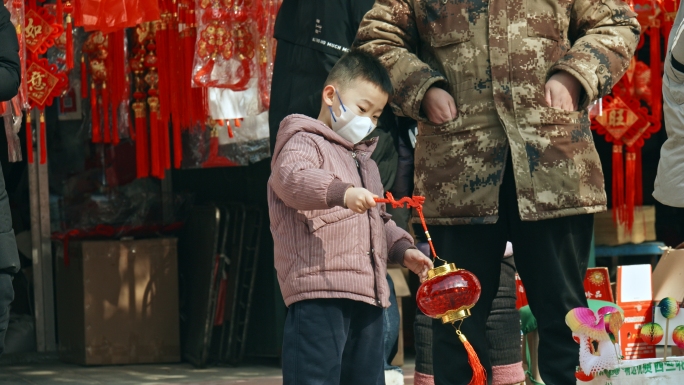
[306,208,357,233]
[416,0,473,47]
[521,107,603,210]
[417,113,466,137]
[526,0,562,41]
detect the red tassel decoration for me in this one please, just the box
[81,56,87,97]
[25,113,33,164]
[112,103,120,145]
[625,150,636,232]
[91,84,101,143]
[227,121,233,138]
[161,119,170,170]
[62,1,74,69]
[39,112,47,165]
[612,145,624,224]
[635,147,643,206]
[133,103,149,178]
[65,14,73,69]
[157,18,170,125]
[458,331,487,385]
[102,83,111,143]
[56,0,63,23]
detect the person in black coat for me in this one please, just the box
[0,2,22,357]
[0,4,20,101]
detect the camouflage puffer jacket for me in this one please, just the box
[355,0,641,224]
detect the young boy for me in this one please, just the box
[268,50,433,385]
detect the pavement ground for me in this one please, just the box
[0,353,418,385]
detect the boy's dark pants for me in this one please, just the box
[432,157,591,385]
[283,298,385,385]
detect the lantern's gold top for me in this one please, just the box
[441,308,472,324]
[427,263,460,280]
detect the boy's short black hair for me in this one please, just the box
[325,49,393,96]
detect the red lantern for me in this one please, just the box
[417,264,481,323]
[375,193,487,385]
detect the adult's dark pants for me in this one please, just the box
[432,156,592,385]
[282,298,385,385]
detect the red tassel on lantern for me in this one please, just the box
[25,113,33,164]
[459,332,488,385]
[39,112,47,165]
[91,84,101,143]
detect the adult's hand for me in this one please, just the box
[421,87,458,124]
[545,71,582,112]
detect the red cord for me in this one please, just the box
[374,193,438,260]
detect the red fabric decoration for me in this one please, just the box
[73,0,160,34]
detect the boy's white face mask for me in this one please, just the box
[329,90,376,144]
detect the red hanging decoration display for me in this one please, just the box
[25,57,68,165]
[374,193,487,385]
[192,0,255,90]
[590,0,666,232]
[82,32,108,143]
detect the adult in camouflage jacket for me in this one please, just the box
[356,0,640,384]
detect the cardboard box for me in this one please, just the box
[55,238,180,365]
[616,265,655,359]
[388,267,410,367]
[594,206,656,246]
[652,248,684,303]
